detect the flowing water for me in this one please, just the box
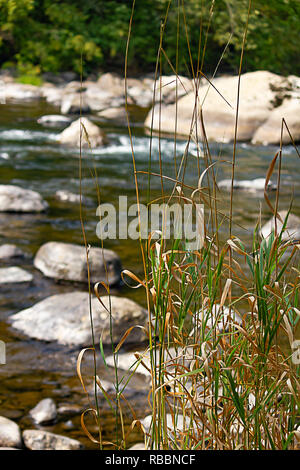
[0,100,299,449]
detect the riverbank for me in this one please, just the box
[1,69,299,146]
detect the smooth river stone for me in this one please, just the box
[0,244,28,260]
[218,178,276,192]
[261,210,300,241]
[10,292,148,346]
[34,241,122,285]
[29,398,57,425]
[0,267,33,284]
[22,430,83,450]
[57,117,105,148]
[0,185,48,213]
[0,417,22,448]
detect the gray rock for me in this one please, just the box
[0,244,28,260]
[22,430,83,450]
[34,241,122,285]
[0,267,33,284]
[57,404,82,417]
[86,83,122,111]
[29,398,57,425]
[61,91,90,115]
[55,190,81,203]
[193,304,242,333]
[218,178,276,192]
[261,210,300,241]
[11,292,148,346]
[98,107,128,124]
[0,185,48,213]
[96,378,148,401]
[37,115,72,126]
[145,71,290,143]
[41,84,64,107]
[106,346,195,378]
[141,413,197,437]
[252,97,300,145]
[0,417,22,448]
[57,117,105,148]
[129,443,146,450]
[2,83,42,101]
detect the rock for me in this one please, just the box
[37,115,72,126]
[0,244,28,260]
[57,117,105,148]
[127,81,154,108]
[154,75,193,104]
[129,443,146,450]
[11,292,148,346]
[33,241,122,285]
[55,190,81,203]
[261,210,300,241]
[29,398,57,425]
[96,379,148,401]
[106,346,195,378]
[41,84,64,107]
[61,91,90,115]
[61,420,74,430]
[106,351,152,378]
[22,430,83,450]
[193,304,243,333]
[0,185,48,213]
[218,178,276,192]
[1,82,42,101]
[86,82,124,111]
[141,413,197,437]
[97,73,124,96]
[98,107,128,124]
[252,97,300,145]
[145,71,290,142]
[0,416,22,448]
[0,267,33,284]
[58,404,82,417]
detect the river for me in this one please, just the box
[0,99,299,449]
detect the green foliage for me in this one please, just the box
[0,0,299,77]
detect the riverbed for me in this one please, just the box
[0,99,299,449]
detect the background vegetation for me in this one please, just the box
[0,0,300,80]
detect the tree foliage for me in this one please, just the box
[0,0,299,79]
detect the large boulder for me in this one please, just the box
[0,417,22,448]
[0,185,48,213]
[57,117,105,148]
[252,97,300,145]
[22,430,83,450]
[261,210,300,241]
[1,82,42,101]
[145,71,291,142]
[33,241,122,285]
[10,292,148,346]
[0,267,33,284]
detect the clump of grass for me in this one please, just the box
[77,0,300,450]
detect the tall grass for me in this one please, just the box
[77,0,300,450]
